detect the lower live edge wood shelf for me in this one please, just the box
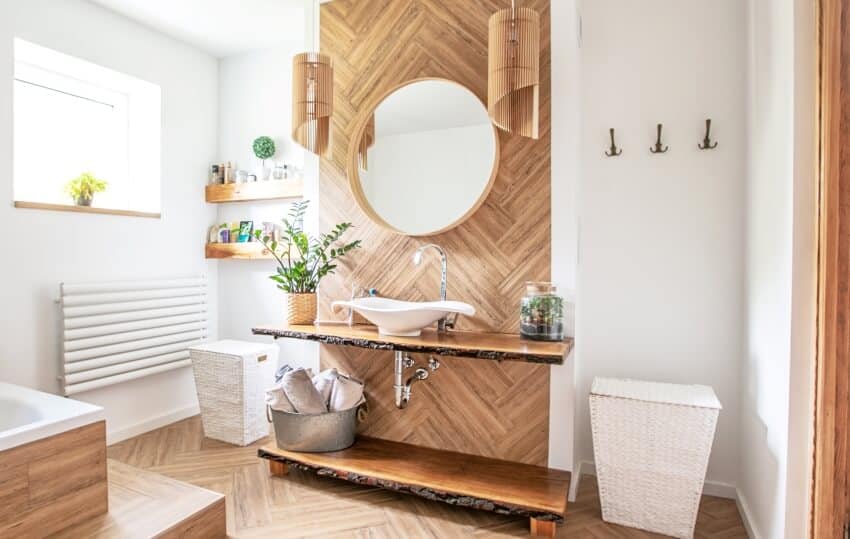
[259,437,570,537]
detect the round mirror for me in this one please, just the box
[348,79,499,236]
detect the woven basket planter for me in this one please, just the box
[285,292,317,325]
[590,378,721,539]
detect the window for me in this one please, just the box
[13,38,161,215]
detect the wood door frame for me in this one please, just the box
[813,0,849,536]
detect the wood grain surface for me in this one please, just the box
[0,421,108,537]
[318,0,553,466]
[205,242,274,260]
[253,323,572,364]
[107,415,748,538]
[54,460,226,538]
[813,0,850,536]
[205,179,304,203]
[259,436,570,521]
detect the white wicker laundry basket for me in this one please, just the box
[589,378,721,539]
[190,340,278,446]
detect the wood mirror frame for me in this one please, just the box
[346,77,501,237]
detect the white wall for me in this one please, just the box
[549,0,580,472]
[573,0,748,491]
[216,33,321,373]
[739,0,817,536]
[0,0,219,442]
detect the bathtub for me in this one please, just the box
[0,382,104,451]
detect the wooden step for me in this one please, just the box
[54,459,225,538]
[258,437,570,537]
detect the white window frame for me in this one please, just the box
[13,38,161,216]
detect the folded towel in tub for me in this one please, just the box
[265,386,296,413]
[312,368,338,406]
[281,368,328,414]
[329,373,365,412]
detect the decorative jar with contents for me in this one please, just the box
[520,282,564,341]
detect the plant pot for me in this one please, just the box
[75,195,93,207]
[285,293,317,325]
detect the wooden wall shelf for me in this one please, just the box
[252,323,572,364]
[205,179,303,203]
[260,437,570,537]
[205,243,273,260]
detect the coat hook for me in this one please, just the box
[650,123,668,154]
[698,118,718,150]
[605,128,622,157]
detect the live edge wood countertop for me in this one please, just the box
[252,324,573,365]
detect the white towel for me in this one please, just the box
[281,368,328,414]
[265,386,296,413]
[312,368,338,407]
[329,374,365,412]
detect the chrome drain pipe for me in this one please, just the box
[394,351,440,409]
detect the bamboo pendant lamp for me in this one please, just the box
[292,52,333,155]
[358,114,375,170]
[488,1,540,139]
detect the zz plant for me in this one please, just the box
[254,200,361,293]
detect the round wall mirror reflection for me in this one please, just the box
[347,79,500,236]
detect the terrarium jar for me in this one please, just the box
[520,282,565,341]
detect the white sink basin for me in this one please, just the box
[331,297,475,337]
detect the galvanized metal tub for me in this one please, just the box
[268,400,366,452]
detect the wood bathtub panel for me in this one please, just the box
[0,421,108,537]
[28,435,107,507]
[318,0,553,466]
[0,464,28,521]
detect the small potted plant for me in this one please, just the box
[64,172,107,207]
[254,200,361,324]
[252,136,276,181]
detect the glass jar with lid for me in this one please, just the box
[520,282,565,341]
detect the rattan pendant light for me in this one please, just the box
[487,0,540,139]
[292,52,333,155]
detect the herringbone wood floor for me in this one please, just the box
[107,417,748,538]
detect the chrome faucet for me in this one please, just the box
[413,244,454,332]
[347,284,377,326]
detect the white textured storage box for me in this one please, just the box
[589,378,721,539]
[190,340,278,446]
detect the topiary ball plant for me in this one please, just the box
[253,136,276,167]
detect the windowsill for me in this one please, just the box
[14,201,161,219]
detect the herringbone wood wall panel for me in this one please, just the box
[317,0,552,465]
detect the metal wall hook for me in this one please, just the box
[698,118,718,150]
[605,128,623,157]
[650,123,668,154]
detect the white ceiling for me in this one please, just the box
[88,0,307,58]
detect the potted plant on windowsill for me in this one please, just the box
[254,200,361,325]
[64,172,107,207]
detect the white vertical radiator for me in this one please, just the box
[60,277,209,396]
